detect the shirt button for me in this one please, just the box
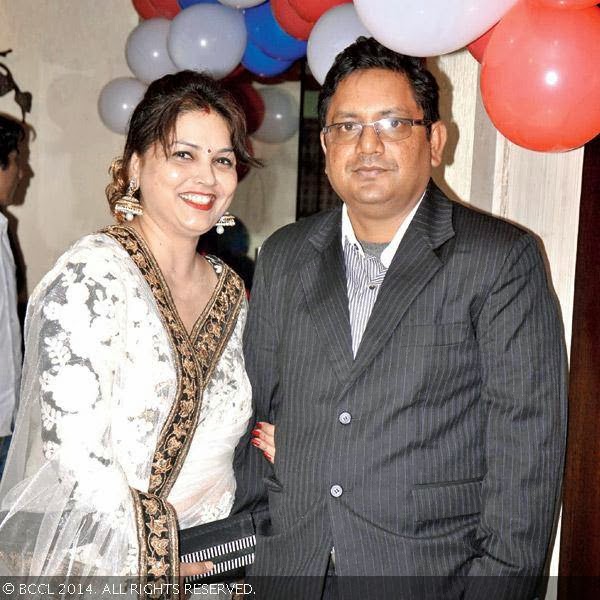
[339,411,352,425]
[368,284,376,290]
[330,485,343,498]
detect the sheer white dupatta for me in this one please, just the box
[0,227,247,586]
[0,233,160,577]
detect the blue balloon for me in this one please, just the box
[242,39,293,78]
[244,2,307,62]
[178,0,218,8]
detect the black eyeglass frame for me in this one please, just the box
[321,117,433,143]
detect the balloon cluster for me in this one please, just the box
[99,0,599,153]
[470,0,600,152]
[353,0,599,152]
[98,0,313,152]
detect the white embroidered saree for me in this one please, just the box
[0,226,252,587]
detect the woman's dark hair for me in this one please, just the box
[318,37,440,138]
[106,70,262,220]
[0,114,25,170]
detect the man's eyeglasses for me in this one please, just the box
[322,117,432,145]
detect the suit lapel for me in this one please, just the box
[348,183,456,387]
[300,210,354,384]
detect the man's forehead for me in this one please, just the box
[329,106,414,121]
[327,69,419,119]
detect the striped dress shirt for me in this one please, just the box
[341,199,422,356]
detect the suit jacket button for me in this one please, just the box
[339,411,352,425]
[330,485,343,498]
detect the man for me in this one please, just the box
[234,37,567,599]
[0,114,25,480]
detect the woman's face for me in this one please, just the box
[130,109,238,239]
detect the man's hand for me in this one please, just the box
[251,422,275,463]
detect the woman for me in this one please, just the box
[0,70,271,585]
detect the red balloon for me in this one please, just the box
[531,0,599,8]
[131,0,180,19]
[222,64,247,84]
[132,0,155,19]
[272,0,315,40]
[467,25,496,63]
[288,0,350,23]
[224,83,266,135]
[481,3,600,152]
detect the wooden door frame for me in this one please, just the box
[558,134,600,598]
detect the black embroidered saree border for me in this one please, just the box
[131,488,179,600]
[103,225,245,587]
[192,255,245,388]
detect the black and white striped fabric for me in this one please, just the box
[343,239,387,356]
[179,511,261,582]
[340,199,420,356]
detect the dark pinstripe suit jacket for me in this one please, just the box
[233,182,567,599]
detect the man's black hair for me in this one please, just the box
[317,37,440,137]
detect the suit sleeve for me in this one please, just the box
[463,234,568,599]
[232,247,279,514]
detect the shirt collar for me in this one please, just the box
[341,190,425,269]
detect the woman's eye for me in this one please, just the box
[173,150,192,159]
[215,156,234,168]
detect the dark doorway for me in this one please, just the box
[295,64,340,220]
[558,134,600,599]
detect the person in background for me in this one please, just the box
[0,71,273,585]
[236,37,567,600]
[0,114,26,481]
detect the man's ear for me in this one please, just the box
[319,131,329,176]
[429,121,447,168]
[320,131,328,157]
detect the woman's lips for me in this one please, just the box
[179,192,215,211]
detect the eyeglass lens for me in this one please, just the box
[326,118,414,144]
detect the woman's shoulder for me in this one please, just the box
[59,230,129,262]
[31,231,133,300]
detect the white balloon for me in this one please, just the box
[168,4,247,79]
[218,0,266,7]
[354,0,518,57]
[307,4,370,86]
[98,78,147,135]
[126,19,177,84]
[252,87,299,144]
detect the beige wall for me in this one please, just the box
[1,3,582,594]
[1,0,139,290]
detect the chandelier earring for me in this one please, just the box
[215,211,235,235]
[114,178,143,222]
